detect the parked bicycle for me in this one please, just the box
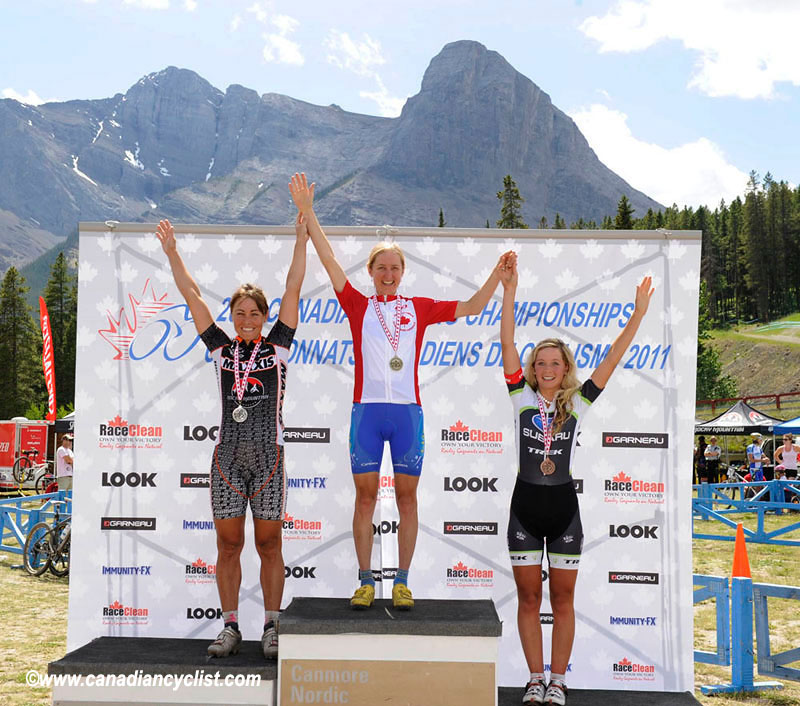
[12,449,51,486]
[23,504,71,577]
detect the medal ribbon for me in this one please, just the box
[371,296,402,356]
[233,339,261,402]
[536,393,554,458]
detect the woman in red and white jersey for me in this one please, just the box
[290,172,511,610]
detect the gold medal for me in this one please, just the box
[540,457,556,475]
[390,355,403,371]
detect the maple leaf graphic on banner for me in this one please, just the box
[98,279,174,360]
[109,600,123,610]
[619,658,632,666]
[450,420,469,432]
[192,559,206,568]
[107,415,127,427]
[453,561,468,571]
[612,471,631,483]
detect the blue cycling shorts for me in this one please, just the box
[349,403,425,476]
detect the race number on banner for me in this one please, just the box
[71,223,700,691]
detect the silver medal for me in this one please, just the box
[232,405,248,423]
[390,355,403,371]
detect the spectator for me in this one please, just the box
[704,436,722,483]
[774,433,799,480]
[747,432,766,482]
[695,436,708,483]
[56,434,74,491]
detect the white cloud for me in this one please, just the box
[569,103,748,207]
[2,88,48,105]
[246,5,303,66]
[325,30,404,117]
[183,0,197,10]
[263,32,304,66]
[247,2,268,23]
[230,13,241,32]
[580,0,800,99]
[123,0,169,8]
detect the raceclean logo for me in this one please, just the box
[440,420,503,456]
[98,415,163,450]
[446,561,494,588]
[603,471,665,505]
[185,558,217,584]
[102,601,149,625]
[282,513,323,541]
[609,524,659,540]
[603,432,668,449]
[612,657,656,681]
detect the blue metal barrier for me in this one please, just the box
[0,491,72,556]
[693,480,800,546]
[754,583,800,682]
[693,574,730,666]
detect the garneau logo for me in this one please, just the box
[609,572,659,584]
[102,565,152,575]
[540,613,554,625]
[603,432,669,449]
[181,473,210,488]
[283,427,330,443]
[101,517,156,531]
[609,524,659,539]
[444,477,498,492]
[610,616,657,626]
[443,522,498,535]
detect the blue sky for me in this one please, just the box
[3,0,799,209]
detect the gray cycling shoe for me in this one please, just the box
[262,620,279,659]
[207,625,242,657]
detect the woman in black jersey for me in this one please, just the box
[157,217,307,660]
[500,254,652,706]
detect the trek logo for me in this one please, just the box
[102,565,152,576]
[183,425,218,442]
[610,616,657,626]
[603,432,668,449]
[283,427,330,443]
[373,520,399,535]
[101,517,156,531]
[609,524,659,540]
[187,608,223,620]
[182,520,215,530]
[609,572,659,584]
[443,522,498,535]
[285,566,316,579]
[180,473,210,488]
[102,471,156,488]
[444,477,498,492]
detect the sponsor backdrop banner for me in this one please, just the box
[71,224,700,690]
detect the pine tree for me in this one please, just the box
[42,252,78,408]
[485,219,491,229]
[696,282,737,399]
[601,215,614,229]
[553,213,566,229]
[438,208,446,227]
[496,175,528,229]
[538,216,549,229]
[614,195,635,229]
[0,268,42,418]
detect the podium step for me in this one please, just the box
[499,686,702,705]
[49,636,276,705]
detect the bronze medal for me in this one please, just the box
[390,355,403,371]
[540,457,556,475]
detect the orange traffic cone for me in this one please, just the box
[731,522,751,578]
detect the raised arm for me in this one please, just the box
[278,213,309,329]
[156,219,213,334]
[289,172,347,293]
[454,251,511,318]
[590,276,653,389]
[500,252,522,375]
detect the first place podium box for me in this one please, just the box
[278,597,502,706]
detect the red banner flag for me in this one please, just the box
[39,296,57,422]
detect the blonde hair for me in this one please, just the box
[230,283,268,317]
[367,242,405,272]
[523,338,581,433]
